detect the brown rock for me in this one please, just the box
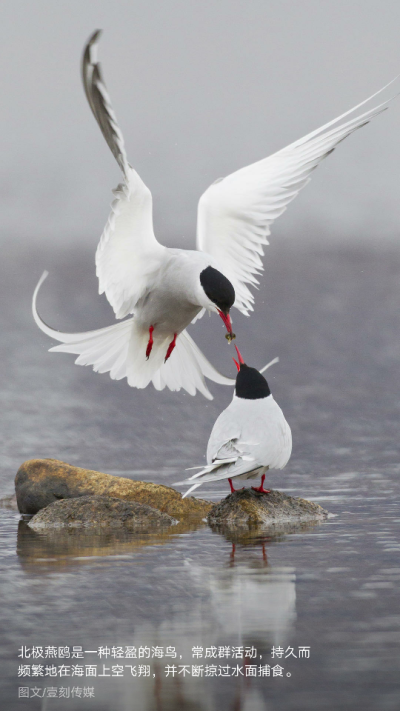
[207,488,329,529]
[15,459,212,521]
[27,495,176,531]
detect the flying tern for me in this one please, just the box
[33,30,396,398]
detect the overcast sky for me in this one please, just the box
[1,0,400,249]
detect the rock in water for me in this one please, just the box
[207,488,328,528]
[28,495,177,531]
[15,459,211,521]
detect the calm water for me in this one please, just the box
[1,243,400,709]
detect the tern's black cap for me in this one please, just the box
[235,364,271,400]
[200,266,235,314]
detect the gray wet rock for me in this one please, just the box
[27,495,178,531]
[207,488,329,529]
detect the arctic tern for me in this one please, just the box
[178,346,292,497]
[33,30,396,398]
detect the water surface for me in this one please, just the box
[1,244,399,709]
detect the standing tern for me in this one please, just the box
[178,346,292,497]
[33,30,396,398]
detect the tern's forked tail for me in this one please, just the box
[32,272,235,399]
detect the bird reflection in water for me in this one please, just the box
[15,521,327,710]
[127,536,297,711]
[228,539,268,567]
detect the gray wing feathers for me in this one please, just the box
[177,437,257,498]
[82,30,129,176]
[214,439,242,461]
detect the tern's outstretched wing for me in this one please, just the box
[83,30,165,319]
[197,80,397,315]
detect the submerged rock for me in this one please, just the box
[207,488,328,529]
[15,459,212,521]
[28,495,177,531]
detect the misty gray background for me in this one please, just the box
[1,0,400,250]
[0,0,400,482]
[1,6,400,709]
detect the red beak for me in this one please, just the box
[234,345,245,365]
[218,310,233,334]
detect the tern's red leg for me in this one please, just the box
[165,333,177,363]
[228,478,245,494]
[146,325,154,360]
[251,474,271,494]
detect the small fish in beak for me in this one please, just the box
[217,310,236,342]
